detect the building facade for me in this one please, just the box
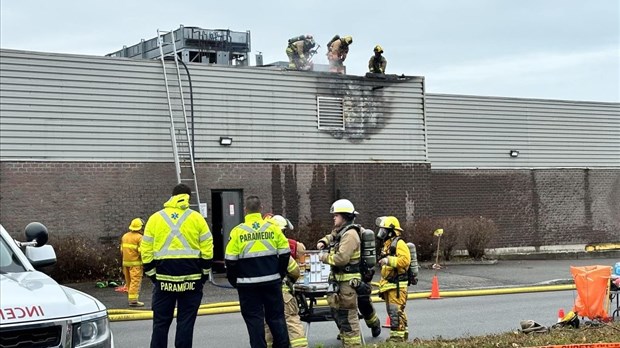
[1,48,618,257]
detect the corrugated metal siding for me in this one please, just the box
[426,94,620,168]
[0,49,427,163]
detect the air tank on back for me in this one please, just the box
[361,228,376,268]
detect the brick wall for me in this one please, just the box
[2,162,616,249]
[0,162,431,246]
[431,169,620,248]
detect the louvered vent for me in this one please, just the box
[317,97,344,130]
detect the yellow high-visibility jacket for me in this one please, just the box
[121,231,143,267]
[378,237,411,293]
[224,213,290,287]
[141,193,213,283]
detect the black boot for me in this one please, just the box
[371,323,382,337]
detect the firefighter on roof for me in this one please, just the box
[286,34,316,70]
[368,45,387,74]
[326,35,353,74]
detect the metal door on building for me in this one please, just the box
[211,190,243,272]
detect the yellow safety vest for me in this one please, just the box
[142,195,213,284]
[225,213,290,286]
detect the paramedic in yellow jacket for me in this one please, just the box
[286,34,316,70]
[326,35,352,73]
[121,218,145,307]
[317,199,362,347]
[141,183,213,348]
[225,196,291,348]
[264,215,309,348]
[376,216,411,342]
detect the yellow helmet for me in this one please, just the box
[375,216,403,232]
[129,218,144,231]
[271,215,294,231]
[330,199,358,215]
[374,45,383,53]
[343,36,353,45]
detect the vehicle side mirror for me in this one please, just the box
[25,245,57,268]
[25,222,49,247]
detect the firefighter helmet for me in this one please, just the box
[271,215,294,231]
[330,199,358,215]
[376,216,403,231]
[374,45,383,53]
[129,218,144,231]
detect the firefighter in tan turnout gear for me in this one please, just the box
[286,34,316,70]
[264,215,309,348]
[326,35,353,73]
[316,199,363,347]
[376,216,414,342]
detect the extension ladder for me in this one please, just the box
[156,29,201,211]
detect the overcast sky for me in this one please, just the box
[1,0,619,102]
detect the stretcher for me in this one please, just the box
[293,284,366,345]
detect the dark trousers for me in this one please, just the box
[358,294,375,320]
[238,282,290,348]
[150,281,203,348]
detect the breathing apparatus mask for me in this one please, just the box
[377,227,392,241]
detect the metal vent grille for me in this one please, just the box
[317,97,344,130]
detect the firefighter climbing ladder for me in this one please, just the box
[156,29,202,211]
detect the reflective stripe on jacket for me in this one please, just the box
[323,226,361,282]
[378,237,411,292]
[225,213,290,287]
[121,231,143,267]
[141,193,213,282]
[282,255,300,292]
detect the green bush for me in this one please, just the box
[49,234,122,283]
[464,216,497,260]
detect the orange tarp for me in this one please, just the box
[570,265,612,320]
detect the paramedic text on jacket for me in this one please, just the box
[225,195,291,348]
[141,183,213,348]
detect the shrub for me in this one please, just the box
[48,234,122,283]
[463,216,497,260]
[434,217,461,261]
[405,218,437,262]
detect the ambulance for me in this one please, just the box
[0,222,114,347]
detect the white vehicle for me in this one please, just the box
[0,222,114,347]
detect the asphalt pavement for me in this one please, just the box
[66,254,619,310]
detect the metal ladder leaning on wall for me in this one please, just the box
[156,29,202,212]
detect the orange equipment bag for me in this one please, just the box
[570,265,612,320]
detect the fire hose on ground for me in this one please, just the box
[107,284,576,322]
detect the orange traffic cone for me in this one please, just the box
[429,275,441,299]
[381,316,391,328]
[557,308,565,322]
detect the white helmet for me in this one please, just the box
[330,199,358,215]
[271,215,294,231]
